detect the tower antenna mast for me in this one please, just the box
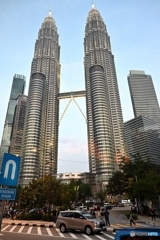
[92,0,94,8]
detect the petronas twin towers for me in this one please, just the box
[19,4,126,189]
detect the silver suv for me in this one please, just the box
[56,210,105,235]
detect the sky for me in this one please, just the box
[0,0,160,174]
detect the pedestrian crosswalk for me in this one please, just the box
[0,222,158,239]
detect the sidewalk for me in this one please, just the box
[137,214,160,225]
[118,213,160,226]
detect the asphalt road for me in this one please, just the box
[0,206,155,240]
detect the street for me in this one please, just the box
[0,207,159,240]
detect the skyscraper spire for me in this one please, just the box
[48,10,52,16]
[48,2,52,16]
[92,0,95,8]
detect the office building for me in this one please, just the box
[124,116,160,165]
[0,74,25,166]
[19,11,61,185]
[128,70,160,129]
[84,4,126,189]
[9,94,27,157]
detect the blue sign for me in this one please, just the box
[0,188,16,200]
[0,153,21,186]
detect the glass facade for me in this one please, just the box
[84,4,126,190]
[19,11,61,186]
[128,70,160,130]
[124,116,160,166]
[0,74,25,166]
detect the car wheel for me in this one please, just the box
[60,224,66,233]
[85,226,92,235]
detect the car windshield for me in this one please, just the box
[80,212,96,219]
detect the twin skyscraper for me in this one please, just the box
[0,4,159,190]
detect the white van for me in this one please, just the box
[104,203,110,206]
[78,206,88,211]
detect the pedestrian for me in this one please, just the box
[90,209,96,217]
[104,208,110,226]
[150,208,156,221]
[52,208,57,223]
[99,208,105,220]
[129,212,136,226]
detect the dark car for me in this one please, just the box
[29,208,43,214]
[102,205,112,210]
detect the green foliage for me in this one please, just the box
[106,171,127,196]
[16,213,42,220]
[42,214,52,221]
[96,190,107,203]
[67,179,92,202]
[18,175,92,210]
[107,153,160,203]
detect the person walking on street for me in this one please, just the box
[129,212,136,226]
[52,208,57,224]
[151,208,156,221]
[104,208,110,227]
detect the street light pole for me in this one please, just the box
[48,143,53,220]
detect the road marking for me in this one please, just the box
[46,227,53,236]
[95,234,106,240]
[102,233,114,239]
[9,225,17,232]
[81,234,93,240]
[37,226,42,235]
[69,232,78,238]
[1,225,10,231]
[18,226,25,233]
[55,228,65,237]
[27,226,33,234]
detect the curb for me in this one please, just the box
[5,222,55,228]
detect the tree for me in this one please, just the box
[106,171,127,196]
[96,190,107,204]
[107,153,160,209]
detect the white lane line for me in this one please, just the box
[81,234,93,240]
[1,225,10,231]
[37,227,42,235]
[27,226,33,234]
[9,225,17,232]
[95,235,106,240]
[18,226,25,233]
[55,228,65,237]
[102,232,114,239]
[69,232,78,238]
[46,227,53,236]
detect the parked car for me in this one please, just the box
[56,210,105,235]
[29,208,43,214]
[102,205,112,210]
[117,203,125,207]
[78,206,88,211]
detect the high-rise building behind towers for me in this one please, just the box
[19,11,60,186]
[0,74,25,166]
[128,70,160,129]
[9,94,27,157]
[84,4,126,189]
